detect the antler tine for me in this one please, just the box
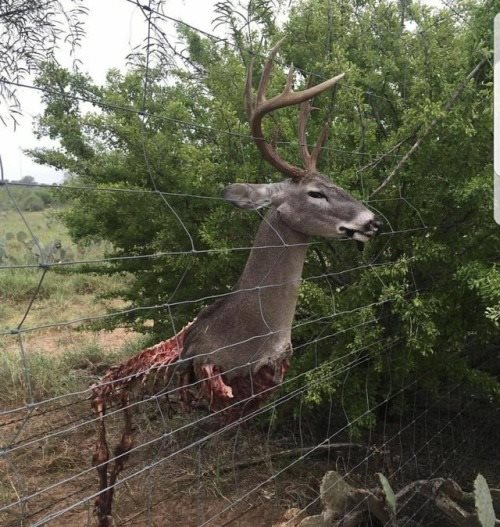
[256,37,286,104]
[298,101,313,169]
[299,102,332,173]
[246,38,345,181]
[310,117,332,172]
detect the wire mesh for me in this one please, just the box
[0,2,497,527]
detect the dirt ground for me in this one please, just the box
[2,319,138,358]
[1,387,498,527]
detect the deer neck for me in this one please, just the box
[181,208,309,377]
[236,208,309,332]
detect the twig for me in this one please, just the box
[165,443,370,488]
[370,54,491,197]
[358,135,411,174]
[219,503,259,526]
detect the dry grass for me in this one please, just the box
[0,398,319,527]
[6,394,497,527]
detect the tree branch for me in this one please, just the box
[370,54,491,198]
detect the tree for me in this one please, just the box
[28,0,500,428]
[0,0,87,125]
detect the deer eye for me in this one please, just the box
[308,191,327,200]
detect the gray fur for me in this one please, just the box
[182,175,380,379]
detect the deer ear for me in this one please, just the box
[222,183,275,210]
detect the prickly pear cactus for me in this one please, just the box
[44,239,63,263]
[474,474,495,527]
[377,473,396,514]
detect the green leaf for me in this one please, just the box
[377,473,396,514]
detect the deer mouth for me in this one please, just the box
[343,228,373,242]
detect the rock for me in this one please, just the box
[320,470,354,517]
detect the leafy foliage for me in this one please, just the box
[27,0,500,429]
[0,0,87,125]
[0,176,67,212]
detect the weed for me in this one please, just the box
[0,336,148,405]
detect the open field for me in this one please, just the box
[0,208,141,399]
[0,208,137,348]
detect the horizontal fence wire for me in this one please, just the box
[2,306,403,456]
[26,344,478,527]
[0,280,419,420]
[1,336,401,517]
[0,2,492,527]
[0,225,426,271]
[0,179,439,204]
[0,261,418,335]
[0,77,409,159]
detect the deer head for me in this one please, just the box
[223,39,381,243]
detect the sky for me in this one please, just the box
[0,0,220,184]
[0,0,445,184]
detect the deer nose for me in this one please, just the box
[365,218,383,235]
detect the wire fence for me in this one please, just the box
[0,1,497,527]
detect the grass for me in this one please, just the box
[0,209,98,262]
[0,268,126,332]
[0,208,133,344]
[0,336,150,405]
[0,208,113,273]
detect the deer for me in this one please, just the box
[90,39,381,526]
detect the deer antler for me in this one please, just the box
[298,101,333,174]
[245,38,344,181]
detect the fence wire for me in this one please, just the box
[0,2,496,527]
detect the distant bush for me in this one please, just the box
[0,241,6,264]
[19,193,45,211]
[0,176,66,212]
